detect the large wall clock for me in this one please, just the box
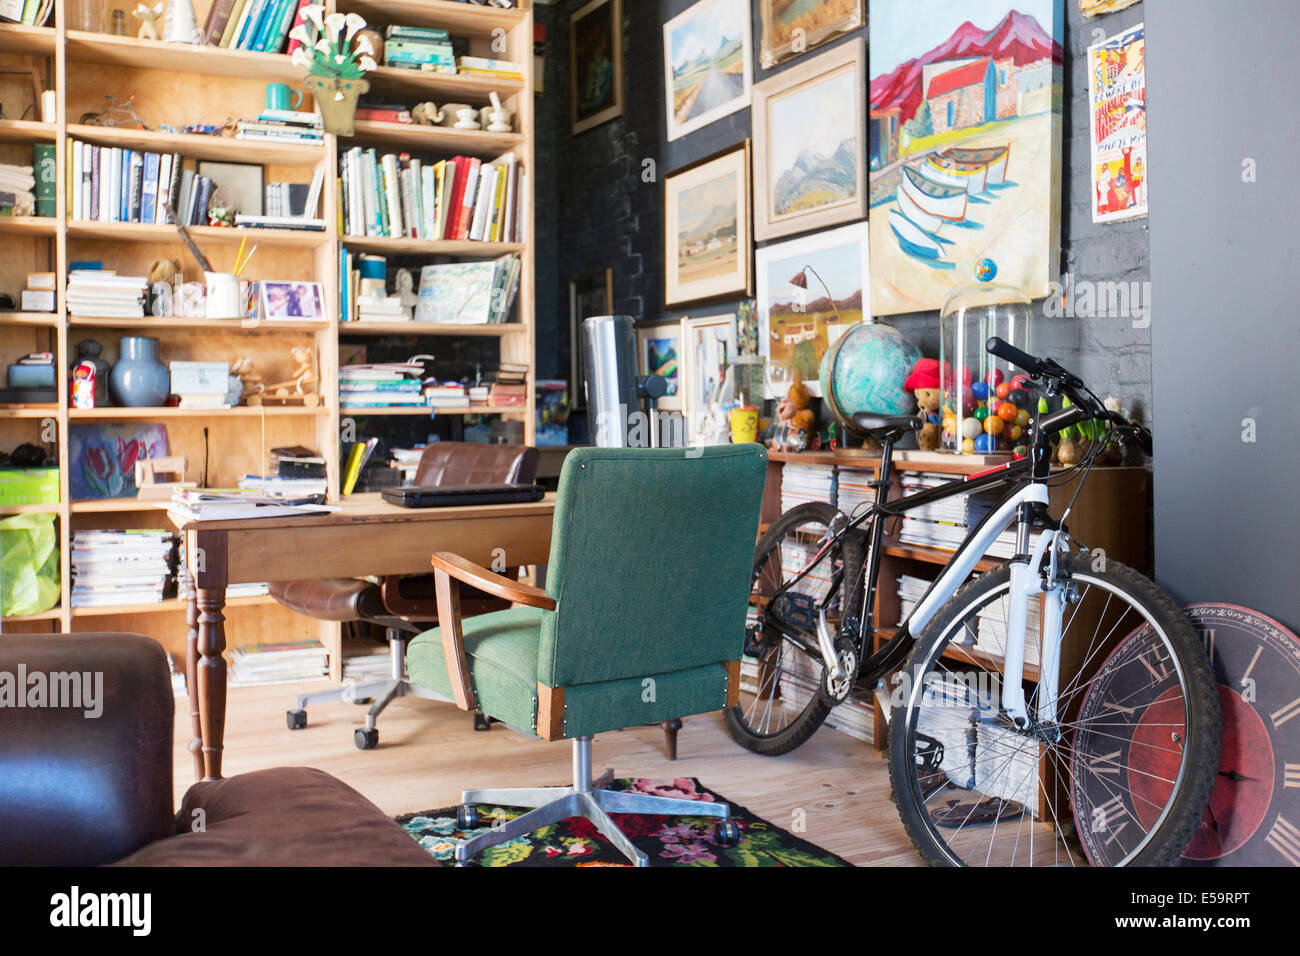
[1176,604,1300,867]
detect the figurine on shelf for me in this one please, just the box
[764,381,815,453]
[230,357,263,404]
[246,347,320,407]
[134,2,163,40]
[694,366,736,446]
[904,357,944,452]
[411,102,441,125]
[207,194,235,228]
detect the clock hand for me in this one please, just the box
[1218,769,1259,782]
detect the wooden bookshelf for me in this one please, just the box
[0,1,538,658]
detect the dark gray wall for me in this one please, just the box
[535,0,1155,421]
[1146,0,1300,631]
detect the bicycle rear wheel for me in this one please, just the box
[888,553,1219,866]
[724,502,863,756]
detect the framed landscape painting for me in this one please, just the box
[868,0,1064,315]
[636,320,683,412]
[752,38,866,240]
[756,221,869,398]
[664,141,752,306]
[663,0,753,142]
[759,0,864,70]
[570,0,624,135]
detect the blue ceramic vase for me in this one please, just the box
[109,336,169,407]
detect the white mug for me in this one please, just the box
[205,272,240,318]
[40,90,57,124]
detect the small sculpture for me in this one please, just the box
[134,2,163,40]
[411,102,442,125]
[765,382,815,453]
[230,357,263,403]
[148,257,181,287]
[246,346,320,407]
[904,358,943,452]
[394,268,418,309]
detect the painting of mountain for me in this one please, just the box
[869,1,1064,316]
[759,0,862,69]
[665,143,751,306]
[676,173,739,284]
[663,0,753,142]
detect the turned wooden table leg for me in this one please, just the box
[184,571,203,781]
[661,719,682,761]
[193,530,230,781]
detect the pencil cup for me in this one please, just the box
[205,272,241,318]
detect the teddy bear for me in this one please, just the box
[903,358,944,451]
[765,381,816,453]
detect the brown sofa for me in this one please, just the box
[0,633,436,866]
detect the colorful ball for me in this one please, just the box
[962,437,977,453]
[974,433,993,452]
[1013,445,1029,459]
[960,417,982,440]
[973,405,989,422]
[974,258,998,282]
[997,402,1018,421]
[984,415,1005,436]
[986,368,1005,388]
[996,382,1012,400]
[1015,408,1031,427]
[971,381,990,401]
[1010,424,1023,441]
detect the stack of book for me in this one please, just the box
[425,382,469,411]
[356,294,411,322]
[230,640,329,687]
[66,270,148,318]
[1,350,55,404]
[455,56,524,80]
[354,104,412,125]
[382,24,455,73]
[339,148,525,243]
[389,447,423,482]
[20,271,55,313]
[339,362,426,409]
[271,445,326,479]
[202,0,316,53]
[916,674,993,789]
[837,468,875,519]
[342,638,392,683]
[236,109,324,146]
[70,530,175,608]
[780,463,833,513]
[897,472,1017,559]
[169,487,331,522]
[238,473,328,498]
[411,255,521,325]
[0,162,35,217]
[487,362,528,407]
[177,541,271,600]
[896,573,933,628]
[0,0,53,27]
[975,721,1039,813]
[736,640,874,745]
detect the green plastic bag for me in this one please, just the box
[0,512,60,617]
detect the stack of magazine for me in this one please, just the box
[169,487,331,522]
[230,641,329,686]
[70,530,175,608]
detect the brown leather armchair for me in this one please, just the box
[273,441,539,750]
[0,634,435,866]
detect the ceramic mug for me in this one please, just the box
[438,102,471,127]
[266,83,304,112]
[205,273,240,318]
[729,405,760,444]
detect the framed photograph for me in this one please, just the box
[196,161,263,217]
[664,141,752,307]
[663,0,753,142]
[568,268,613,408]
[755,220,870,398]
[759,0,863,70]
[260,281,324,320]
[680,313,737,443]
[635,320,683,412]
[570,0,624,135]
[752,38,866,241]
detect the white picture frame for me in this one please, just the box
[663,0,753,142]
[680,313,737,443]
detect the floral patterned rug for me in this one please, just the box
[397,777,851,867]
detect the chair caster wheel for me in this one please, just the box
[286,709,307,730]
[456,805,480,830]
[473,712,495,731]
[355,728,379,750]
[715,820,740,847]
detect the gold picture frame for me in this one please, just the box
[759,0,863,70]
[752,38,867,241]
[664,141,753,307]
[570,0,625,136]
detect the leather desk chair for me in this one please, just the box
[273,442,539,750]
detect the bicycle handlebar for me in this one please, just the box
[985,337,1043,377]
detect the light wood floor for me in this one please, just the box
[172,681,925,866]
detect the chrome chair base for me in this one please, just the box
[455,736,729,867]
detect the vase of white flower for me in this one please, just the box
[291,5,377,136]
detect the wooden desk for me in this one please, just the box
[171,494,556,781]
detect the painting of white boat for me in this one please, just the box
[925,152,990,194]
[888,208,950,262]
[895,183,945,233]
[900,164,968,222]
[943,145,1011,185]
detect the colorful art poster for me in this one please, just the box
[1088,23,1147,223]
[868,1,1064,316]
[68,423,168,500]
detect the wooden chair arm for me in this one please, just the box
[430,552,556,611]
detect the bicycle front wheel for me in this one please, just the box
[888,553,1219,866]
[724,501,863,756]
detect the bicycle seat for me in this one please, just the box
[852,413,922,441]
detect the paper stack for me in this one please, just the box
[780,463,834,513]
[339,363,426,408]
[70,530,175,608]
[230,641,329,686]
[66,270,149,318]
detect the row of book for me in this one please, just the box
[68,140,191,226]
[897,472,1018,559]
[0,0,52,26]
[380,24,455,74]
[338,148,525,243]
[201,0,316,53]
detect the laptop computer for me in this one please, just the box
[381,483,546,509]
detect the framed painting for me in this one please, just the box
[868,0,1064,315]
[196,161,263,217]
[752,38,866,241]
[570,0,624,135]
[759,0,863,70]
[756,221,869,398]
[663,0,753,142]
[635,320,683,412]
[680,313,737,443]
[664,141,752,306]
[568,268,613,408]
[68,423,169,500]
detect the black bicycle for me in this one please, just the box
[726,338,1220,866]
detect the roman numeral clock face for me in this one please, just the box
[1176,604,1300,866]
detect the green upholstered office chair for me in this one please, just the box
[406,444,767,866]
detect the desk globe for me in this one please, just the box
[819,322,922,450]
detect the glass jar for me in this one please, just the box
[67,0,105,32]
[939,276,1035,455]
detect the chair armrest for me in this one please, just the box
[380,575,435,620]
[430,553,555,712]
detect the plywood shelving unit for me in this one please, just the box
[0,1,536,657]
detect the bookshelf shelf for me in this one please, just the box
[339,321,527,337]
[69,498,169,514]
[344,120,525,158]
[63,30,301,83]
[2,606,63,623]
[0,120,56,145]
[66,124,325,167]
[340,236,524,257]
[0,311,60,326]
[68,406,328,420]
[341,0,527,35]
[66,221,329,247]
[71,594,276,617]
[0,216,56,237]
[0,503,61,516]
[340,404,522,417]
[0,404,59,418]
[68,316,329,332]
[365,64,524,102]
[0,23,56,56]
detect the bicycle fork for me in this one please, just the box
[1002,527,1070,731]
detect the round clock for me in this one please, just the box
[1176,604,1300,867]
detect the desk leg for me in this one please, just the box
[184,572,204,781]
[197,586,228,781]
